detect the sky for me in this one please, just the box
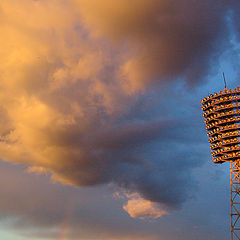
[0,0,240,239]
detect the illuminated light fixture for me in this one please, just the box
[201,85,240,240]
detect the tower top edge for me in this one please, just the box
[201,87,240,104]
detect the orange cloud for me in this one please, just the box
[122,193,169,220]
[0,0,138,188]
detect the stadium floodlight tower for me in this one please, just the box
[201,82,240,240]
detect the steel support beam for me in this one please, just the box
[231,161,240,240]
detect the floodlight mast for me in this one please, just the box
[201,86,240,240]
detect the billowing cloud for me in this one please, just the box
[71,0,234,89]
[0,0,239,225]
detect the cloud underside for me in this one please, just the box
[0,0,239,221]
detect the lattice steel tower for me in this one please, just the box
[201,86,240,240]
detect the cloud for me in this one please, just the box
[71,0,233,89]
[0,0,239,226]
[122,192,169,219]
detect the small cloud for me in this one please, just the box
[122,192,169,220]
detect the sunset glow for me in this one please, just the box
[0,0,239,239]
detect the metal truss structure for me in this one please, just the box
[231,161,240,240]
[201,87,240,240]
